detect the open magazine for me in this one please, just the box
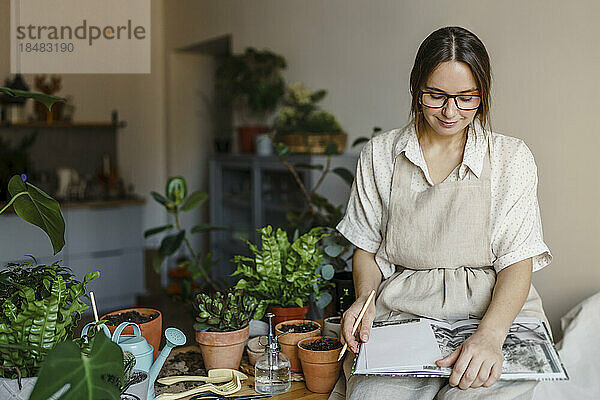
[352,317,569,381]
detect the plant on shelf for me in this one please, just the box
[216,47,287,153]
[232,225,334,324]
[146,176,223,299]
[273,82,347,154]
[194,288,265,370]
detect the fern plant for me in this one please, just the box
[232,225,335,308]
[0,259,99,378]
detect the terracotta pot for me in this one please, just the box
[237,126,269,153]
[246,335,267,366]
[297,336,343,393]
[275,319,321,372]
[195,325,249,371]
[101,308,162,360]
[267,305,309,326]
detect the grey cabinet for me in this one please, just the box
[0,202,145,313]
[209,154,358,284]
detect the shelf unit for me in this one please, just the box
[0,121,127,129]
[208,153,358,284]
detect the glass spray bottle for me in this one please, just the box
[254,313,291,394]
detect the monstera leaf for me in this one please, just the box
[5,175,65,255]
[29,332,124,400]
[0,87,65,110]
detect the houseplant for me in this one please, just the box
[216,47,287,153]
[297,336,343,393]
[275,319,321,373]
[29,326,126,400]
[271,127,380,313]
[194,288,265,370]
[274,82,347,154]
[232,225,335,325]
[145,176,222,299]
[0,261,100,398]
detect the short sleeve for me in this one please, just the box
[336,140,383,254]
[492,142,552,273]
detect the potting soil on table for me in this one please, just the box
[154,350,208,396]
[278,322,319,333]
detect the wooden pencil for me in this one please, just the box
[337,289,376,361]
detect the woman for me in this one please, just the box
[332,26,552,400]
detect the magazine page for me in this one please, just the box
[423,317,567,380]
[353,318,442,374]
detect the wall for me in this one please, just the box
[163,0,600,339]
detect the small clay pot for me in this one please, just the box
[275,319,321,372]
[297,336,343,393]
[246,335,267,366]
[267,305,309,326]
[101,308,162,360]
[323,316,342,339]
[195,325,249,370]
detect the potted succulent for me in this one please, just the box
[275,319,321,373]
[232,225,335,326]
[274,82,347,154]
[297,336,343,393]
[216,47,287,153]
[194,288,265,370]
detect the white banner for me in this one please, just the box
[10,0,151,74]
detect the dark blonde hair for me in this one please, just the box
[409,26,492,135]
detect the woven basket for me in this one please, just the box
[276,132,347,154]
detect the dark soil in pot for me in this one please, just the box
[278,321,319,333]
[300,337,342,351]
[104,310,159,325]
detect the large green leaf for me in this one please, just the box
[158,230,185,258]
[150,191,169,206]
[191,223,224,234]
[143,224,173,238]
[180,190,208,212]
[7,175,65,255]
[0,87,65,110]
[29,333,124,400]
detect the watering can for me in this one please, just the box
[81,322,186,399]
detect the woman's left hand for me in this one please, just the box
[435,329,504,389]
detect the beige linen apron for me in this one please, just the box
[331,139,548,400]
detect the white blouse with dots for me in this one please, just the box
[336,122,552,279]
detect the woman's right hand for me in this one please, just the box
[340,294,376,354]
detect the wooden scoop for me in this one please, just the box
[157,369,248,386]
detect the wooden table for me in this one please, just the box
[162,346,330,400]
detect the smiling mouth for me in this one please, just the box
[438,119,458,125]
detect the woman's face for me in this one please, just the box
[420,61,479,138]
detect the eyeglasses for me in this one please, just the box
[419,91,481,111]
